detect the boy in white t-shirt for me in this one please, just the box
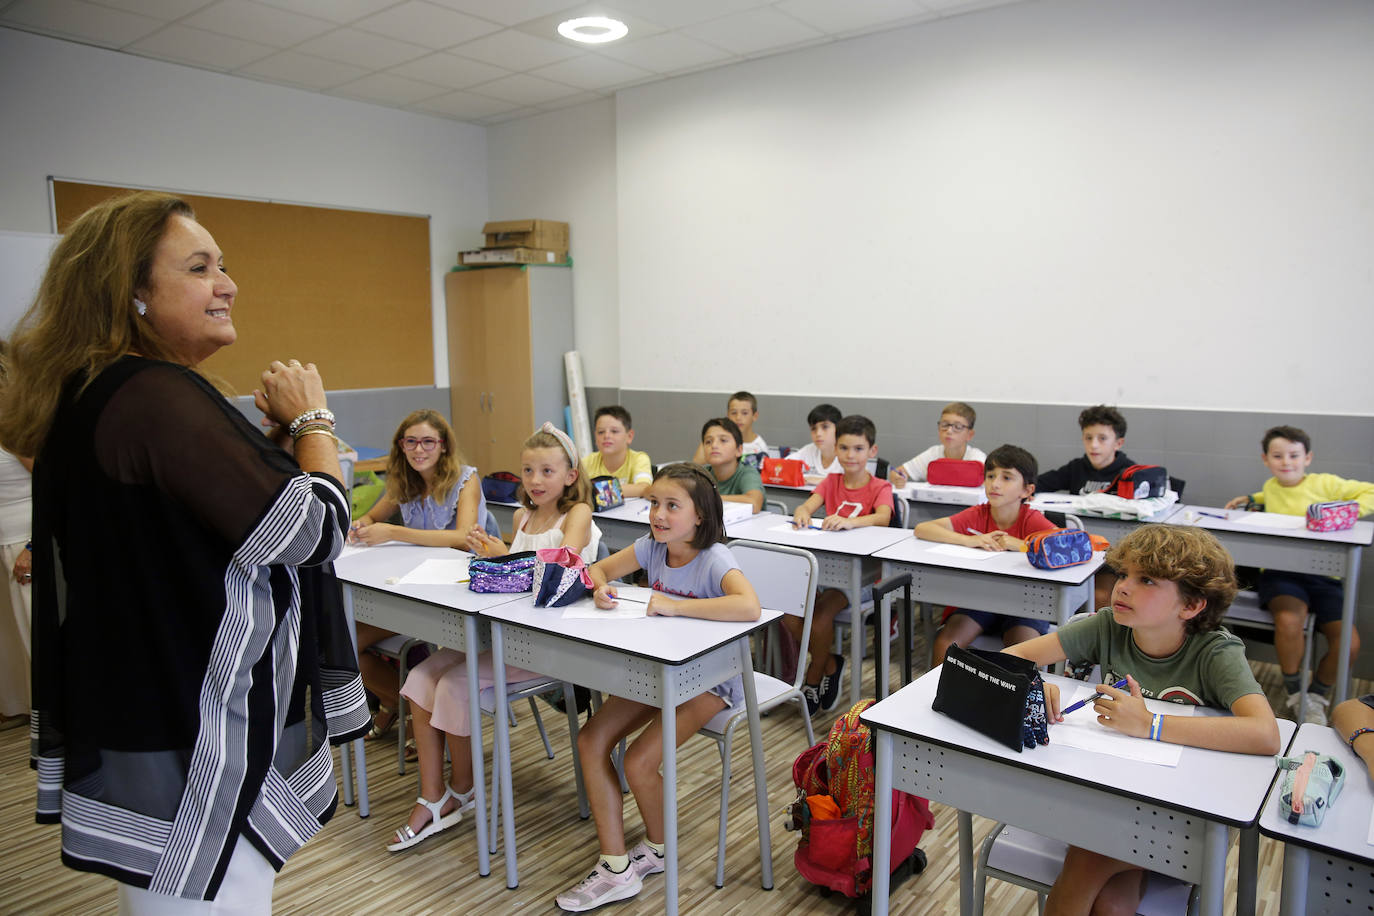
[790,403,842,481]
[889,401,986,487]
[692,391,767,465]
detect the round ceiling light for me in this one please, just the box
[557,16,628,44]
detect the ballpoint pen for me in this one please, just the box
[1061,677,1130,715]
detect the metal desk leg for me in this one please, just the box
[564,681,590,819]
[871,729,893,916]
[464,615,490,877]
[877,588,891,701]
[1199,821,1228,916]
[958,809,974,916]
[491,622,518,888]
[662,670,680,916]
[1238,826,1258,916]
[739,641,773,889]
[850,557,864,705]
[1336,544,1361,704]
[340,585,369,817]
[1278,843,1309,916]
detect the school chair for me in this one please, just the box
[973,822,1198,916]
[703,539,819,888]
[832,497,909,661]
[368,633,430,775]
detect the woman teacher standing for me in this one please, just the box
[0,192,369,913]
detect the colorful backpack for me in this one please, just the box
[787,700,933,904]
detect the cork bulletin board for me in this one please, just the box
[52,180,433,395]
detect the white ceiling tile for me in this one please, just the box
[295,26,430,68]
[182,0,335,46]
[681,6,823,56]
[91,0,216,20]
[235,48,370,88]
[776,0,934,35]
[919,0,1021,12]
[410,88,521,120]
[530,53,650,91]
[607,0,771,29]
[453,28,582,70]
[353,1,499,50]
[2,0,164,47]
[468,72,579,106]
[253,0,398,24]
[388,51,508,89]
[425,0,568,28]
[478,105,544,125]
[598,30,733,73]
[330,70,448,104]
[535,89,602,110]
[128,22,277,69]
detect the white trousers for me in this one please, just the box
[117,836,276,915]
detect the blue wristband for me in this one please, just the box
[1149,713,1163,741]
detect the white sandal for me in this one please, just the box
[387,786,463,852]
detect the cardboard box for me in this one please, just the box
[459,247,565,266]
[482,219,569,255]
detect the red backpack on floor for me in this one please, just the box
[786,700,933,912]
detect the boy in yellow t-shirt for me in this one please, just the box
[1225,424,1374,724]
[582,406,653,499]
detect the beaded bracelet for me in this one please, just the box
[1349,727,1374,751]
[1148,713,1163,741]
[288,408,335,435]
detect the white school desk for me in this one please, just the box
[1260,722,1374,915]
[864,669,1295,916]
[332,543,535,879]
[592,497,758,553]
[1177,507,1374,703]
[482,594,781,914]
[871,538,1103,698]
[726,511,911,704]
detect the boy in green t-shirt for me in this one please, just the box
[699,417,763,513]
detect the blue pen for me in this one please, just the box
[1061,678,1130,715]
[1194,510,1227,520]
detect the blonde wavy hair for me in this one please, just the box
[1104,524,1238,634]
[0,192,200,457]
[385,409,466,505]
[518,429,592,513]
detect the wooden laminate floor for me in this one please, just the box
[0,637,1352,915]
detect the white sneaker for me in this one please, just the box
[628,840,665,879]
[1285,691,1330,726]
[556,859,643,912]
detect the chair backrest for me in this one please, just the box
[728,539,819,691]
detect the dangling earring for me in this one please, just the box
[134,298,148,317]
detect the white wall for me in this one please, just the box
[0,27,489,383]
[486,99,619,388]
[615,0,1374,414]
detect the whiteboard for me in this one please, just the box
[0,230,57,337]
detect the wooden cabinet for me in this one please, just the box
[445,265,573,471]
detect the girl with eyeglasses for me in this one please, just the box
[350,409,493,744]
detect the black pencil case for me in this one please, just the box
[932,645,1049,752]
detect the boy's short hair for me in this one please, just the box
[807,403,842,427]
[1262,425,1310,453]
[701,416,743,448]
[728,391,758,412]
[984,444,1038,485]
[941,401,976,427]
[594,405,633,430]
[835,414,876,446]
[654,463,726,548]
[1078,405,1126,438]
[1105,525,1237,634]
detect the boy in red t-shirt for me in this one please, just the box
[789,415,894,716]
[914,444,1056,665]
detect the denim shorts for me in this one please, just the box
[1257,570,1345,626]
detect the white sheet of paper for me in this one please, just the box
[1049,685,1194,767]
[1233,512,1307,531]
[1367,806,1374,846]
[771,522,821,536]
[926,543,1001,561]
[337,541,410,561]
[396,557,470,585]
[562,592,649,620]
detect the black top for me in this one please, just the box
[30,356,368,900]
[1036,452,1135,495]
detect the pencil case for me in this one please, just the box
[1307,500,1358,533]
[932,645,1049,752]
[1107,464,1168,500]
[532,547,594,607]
[1024,529,1109,570]
[1275,750,1346,827]
[481,471,521,503]
[468,551,537,593]
[761,457,806,487]
[927,459,983,487]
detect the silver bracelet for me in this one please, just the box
[287,408,335,435]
